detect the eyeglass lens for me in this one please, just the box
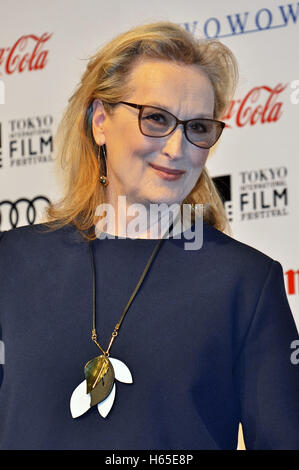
[140,106,222,149]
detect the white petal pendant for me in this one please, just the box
[97,383,116,418]
[70,356,133,419]
[70,379,91,418]
[109,357,133,384]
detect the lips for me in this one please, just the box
[148,163,186,175]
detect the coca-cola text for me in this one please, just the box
[223,83,287,128]
[0,33,52,75]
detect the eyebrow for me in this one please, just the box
[143,101,214,119]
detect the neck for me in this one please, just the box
[95,194,192,239]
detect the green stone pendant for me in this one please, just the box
[84,355,115,407]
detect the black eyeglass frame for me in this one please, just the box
[116,101,225,149]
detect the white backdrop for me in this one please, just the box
[0,0,298,330]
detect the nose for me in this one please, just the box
[161,124,186,159]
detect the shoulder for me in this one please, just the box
[199,225,290,328]
[0,222,82,243]
[203,222,273,262]
[178,221,278,283]
[0,223,87,266]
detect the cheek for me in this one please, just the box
[194,149,209,167]
[189,149,209,171]
[129,136,162,165]
[108,136,161,180]
[185,149,209,192]
[106,127,146,167]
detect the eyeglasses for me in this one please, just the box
[116,101,225,149]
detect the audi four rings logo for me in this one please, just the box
[0,196,50,229]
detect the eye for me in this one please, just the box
[143,112,167,124]
[188,120,207,133]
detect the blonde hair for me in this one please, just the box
[46,21,238,238]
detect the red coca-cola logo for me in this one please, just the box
[0,33,52,75]
[223,83,287,128]
[285,269,299,296]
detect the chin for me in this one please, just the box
[145,191,184,206]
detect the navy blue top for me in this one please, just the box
[0,222,298,450]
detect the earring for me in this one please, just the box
[99,145,109,186]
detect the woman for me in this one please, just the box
[0,22,298,450]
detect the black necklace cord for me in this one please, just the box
[89,220,175,356]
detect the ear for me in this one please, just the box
[92,99,106,146]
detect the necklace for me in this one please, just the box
[70,222,174,419]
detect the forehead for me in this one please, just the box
[125,59,215,116]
